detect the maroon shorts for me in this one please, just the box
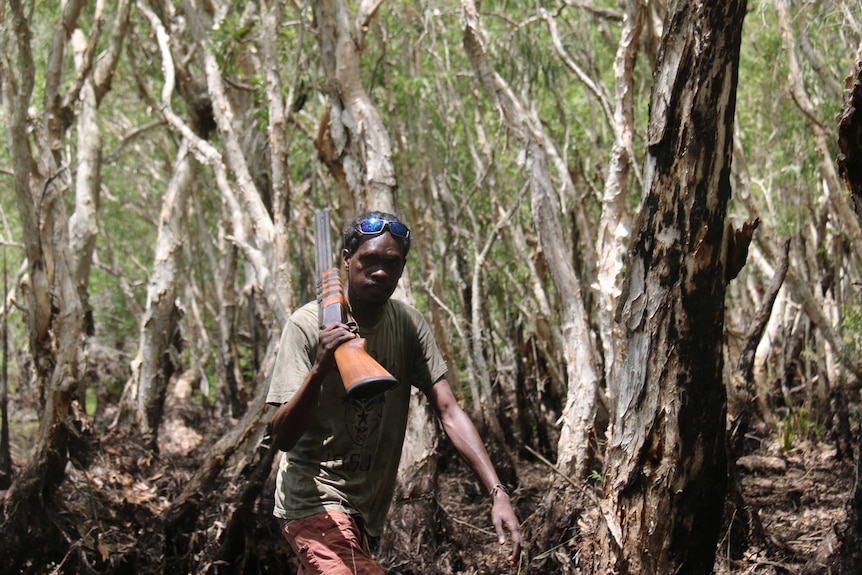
[279,510,385,575]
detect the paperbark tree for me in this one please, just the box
[835,41,862,575]
[593,0,649,397]
[117,0,287,445]
[69,0,132,326]
[314,0,398,214]
[461,0,602,485]
[113,0,208,446]
[597,1,747,573]
[115,142,196,448]
[0,0,88,566]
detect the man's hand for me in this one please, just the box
[491,488,522,565]
[271,321,356,452]
[315,321,357,373]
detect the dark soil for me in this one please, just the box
[5,406,859,574]
[432,436,857,574]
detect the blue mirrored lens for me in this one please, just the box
[386,222,409,238]
[359,218,385,234]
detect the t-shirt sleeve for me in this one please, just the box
[406,305,448,392]
[266,304,318,405]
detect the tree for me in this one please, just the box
[0,0,115,565]
[462,0,602,485]
[838,43,862,228]
[0,1,860,573]
[597,1,748,572]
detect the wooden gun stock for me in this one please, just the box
[315,209,397,399]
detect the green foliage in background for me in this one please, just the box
[0,0,858,416]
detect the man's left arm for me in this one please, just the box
[424,378,522,565]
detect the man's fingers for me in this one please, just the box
[492,514,506,544]
[493,510,522,565]
[507,535,522,565]
[509,526,522,563]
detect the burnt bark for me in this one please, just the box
[599,1,747,573]
[838,48,862,230]
[835,43,862,575]
[462,0,601,483]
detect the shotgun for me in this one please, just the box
[314,209,398,400]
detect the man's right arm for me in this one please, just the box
[270,321,356,452]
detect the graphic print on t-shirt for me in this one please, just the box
[344,393,385,446]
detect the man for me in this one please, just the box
[268,211,521,573]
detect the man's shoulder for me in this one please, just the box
[291,300,318,318]
[287,301,319,331]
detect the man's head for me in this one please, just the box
[342,211,411,258]
[341,212,411,308]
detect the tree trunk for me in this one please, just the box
[461,3,607,559]
[598,2,747,573]
[314,0,397,212]
[68,0,132,327]
[0,255,9,489]
[838,45,862,226]
[728,239,789,455]
[594,0,647,396]
[260,0,295,314]
[0,2,87,569]
[835,41,862,575]
[115,143,195,449]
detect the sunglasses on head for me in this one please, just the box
[357,217,410,239]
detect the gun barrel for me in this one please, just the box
[314,209,334,279]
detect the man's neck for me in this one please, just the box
[345,293,386,328]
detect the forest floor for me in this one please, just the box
[431,432,857,574]
[7,402,859,574]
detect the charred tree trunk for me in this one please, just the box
[0,254,9,490]
[206,433,277,575]
[834,43,862,575]
[598,1,747,573]
[838,46,862,228]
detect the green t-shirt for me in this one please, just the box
[266,298,447,536]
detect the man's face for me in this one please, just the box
[343,233,406,307]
